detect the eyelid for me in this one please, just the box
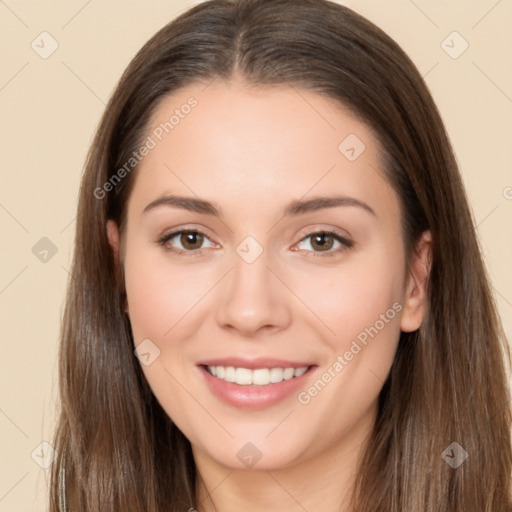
[295,224,352,242]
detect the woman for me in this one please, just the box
[49,0,512,510]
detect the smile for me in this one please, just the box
[206,365,309,385]
[198,362,317,410]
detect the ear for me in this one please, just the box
[106,220,128,313]
[107,219,120,266]
[400,230,432,333]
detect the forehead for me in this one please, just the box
[126,80,398,223]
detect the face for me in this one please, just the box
[107,78,429,472]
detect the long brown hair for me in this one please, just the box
[49,0,512,510]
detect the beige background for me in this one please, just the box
[1,0,511,510]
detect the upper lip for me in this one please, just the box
[197,357,315,370]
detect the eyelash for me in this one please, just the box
[156,229,354,258]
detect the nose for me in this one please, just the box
[214,244,292,337]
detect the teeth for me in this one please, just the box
[224,366,236,382]
[294,366,307,377]
[206,365,310,385]
[235,367,252,385]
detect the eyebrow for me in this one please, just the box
[142,194,376,217]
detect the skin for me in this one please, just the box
[107,77,431,512]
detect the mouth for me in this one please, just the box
[203,364,311,386]
[197,359,318,410]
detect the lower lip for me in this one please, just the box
[198,365,316,410]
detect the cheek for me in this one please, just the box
[123,241,214,343]
[291,250,405,442]
[286,245,406,352]
[122,242,210,423]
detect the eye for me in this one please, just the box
[157,229,216,255]
[294,230,353,257]
[157,228,353,258]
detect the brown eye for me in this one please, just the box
[158,229,215,255]
[180,231,204,250]
[294,230,354,257]
[310,232,335,251]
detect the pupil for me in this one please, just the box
[182,232,202,249]
[313,233,333,251]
